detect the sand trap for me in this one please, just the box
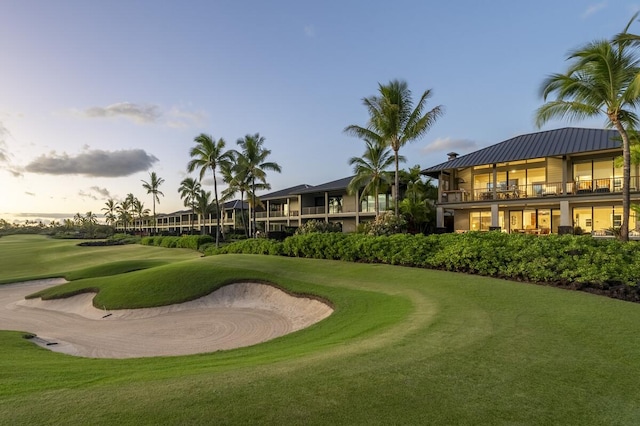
[1,279,333,359]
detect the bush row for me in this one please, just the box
[205,232,640,290]
[140,235,214,250]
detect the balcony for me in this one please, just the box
[302,206,325,215]
[440,176,638,203]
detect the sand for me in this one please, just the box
[0,279,333,359]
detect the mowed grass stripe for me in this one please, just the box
[1,236,639,424]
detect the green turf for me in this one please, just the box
[1,235,640,425]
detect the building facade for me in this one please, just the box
[422,128,640,235]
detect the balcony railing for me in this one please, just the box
[441,176,639,203]
[301,206,325,215]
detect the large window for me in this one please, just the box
[573,206,637,233]
[360,194,389,213]
[470,211,504,231]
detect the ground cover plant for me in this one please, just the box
[207,232,640,301]
[1,235,640,424]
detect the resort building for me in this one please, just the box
[422,127,640,235]
[126,177,394,235]
[130,199,249,235]
[255,176,390,233]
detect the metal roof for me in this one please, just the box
[296,176,355,194]
[259,184,313,200]
[421,127,620,177]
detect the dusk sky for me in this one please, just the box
[1,1,637,224]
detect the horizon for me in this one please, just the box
[2,1,638,223]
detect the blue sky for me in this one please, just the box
[1,1,638,223]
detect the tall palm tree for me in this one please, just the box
[187,134,232,246]
[102,199,118,227]
[536,14,640,241]
[179,177,201,234]
[344,79,444,215]
[347,139,400,215]
[141,171,165,235]
[236,133,282,237]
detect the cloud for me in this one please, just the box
[90,186,112,198]
[83,102,161,124]
[0,121,11,163]
[79,102,207,128]
[166,107,207,128]
[25,149,158,177]
[78,186,112,201]
[304,25,316,38]
[582,2,607,18]
[421,137,478,155]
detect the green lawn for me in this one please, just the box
[1,235,640,425]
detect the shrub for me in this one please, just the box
[295,220,342,235]
[361,212,408,236]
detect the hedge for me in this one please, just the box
[204,232,640,296]
[140,235,214,250]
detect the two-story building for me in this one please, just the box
[422,128,640,235]
[255,176,392,233]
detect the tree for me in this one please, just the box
[133,199,150,232]
[84,211,98,238]
[141,171,165,235]
[102,199,118,227]
[196,189,214,235]
[536,13,640,241]
[179,177,201,234]
[345,79,444,215]
[398,165,438,233]
[187,134,232,246]
[347,139,400,215]
[236,133,282,237]
[220,158,250,237]
[117,200,133,232]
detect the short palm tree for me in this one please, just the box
[141,171,165,235]
[102,199,117,227]
[344,79,444,215]
[196,189,214,235]
[347,139,400,215]
[133,199,150,232]
[236,133,282,237]
[220,158,250,237]
[179,177,201,234]
[187,134,232,246]
[536,14,640,241]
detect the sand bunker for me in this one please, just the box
[1,279,333,358]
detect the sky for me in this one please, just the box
[1,1,639,224]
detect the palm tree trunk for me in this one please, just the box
[152,197,156,236]
[374,188,380,216]
[252,177,257,238]
[613,120,630,242]
[214,171,221,247]
[240,190,247,238]
[394,148,400,216]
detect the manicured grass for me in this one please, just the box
[1,235,640,424]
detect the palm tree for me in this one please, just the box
[117,200,132,232]
[133,199,150,233]
[398,165,438,233]
[536,14,640,241]
[347,139,400,215]
[141,171,165,235]
[179,177,201,234]
[221,150,254,237]
[344,79,444,215]
[102,199,118,227]
[196,189,214,235]
[187,134,232,246]
[236,133,282,237]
